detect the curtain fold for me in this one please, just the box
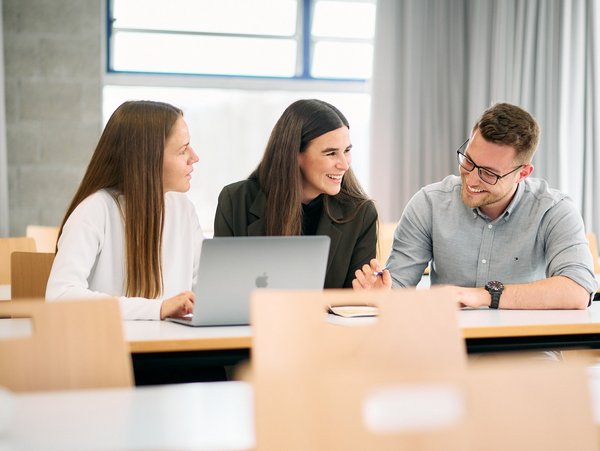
[369,0,467,221]
[371,0,600,237]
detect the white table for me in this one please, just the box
[124,320,251,353]
[0,382,254,451]
[6,302,600,384]
[6,302,600,354]
[2,372,600,451]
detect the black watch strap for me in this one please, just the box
[490,292,501,309]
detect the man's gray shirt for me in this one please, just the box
[386,175,598,295]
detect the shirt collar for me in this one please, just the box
[473,181,525,222]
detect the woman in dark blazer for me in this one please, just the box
[214,99,378,288]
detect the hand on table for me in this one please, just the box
[160,291,195,319]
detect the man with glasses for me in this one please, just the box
[353,102,597,309]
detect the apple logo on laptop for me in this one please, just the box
[255,272,268,288]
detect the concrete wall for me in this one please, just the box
[3,0,102,235]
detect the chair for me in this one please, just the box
[0,299,133,392]
[251,287,468,450]
[26,225,60,253]
[586,232,600,274]
[466,358,597,451]
[306,358,597,451]
[376,221,397,263]
[376,221,430,274]
[10,252,55,299]
[251,289,597,450]
[0,237,36,284]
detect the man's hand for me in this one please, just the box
[352,258,392,290]
[442,286,489,308]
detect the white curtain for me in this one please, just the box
[371,0,600,237]
[370,0,467,220]
[0,0,8,237]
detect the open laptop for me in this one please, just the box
[167,236,330,327]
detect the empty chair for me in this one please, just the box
[10,252,55,299]
[377,221,430,275]
[251,287,467,450]
[586,232,600,274]
[0,237,36,284]
[0,299,133,392]
[26,225,60,253]
[466,358,597,451]
[287,356,597,451]
[251,288,597,450]
[376,221,397,263]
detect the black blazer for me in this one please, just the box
[214,178,378,288]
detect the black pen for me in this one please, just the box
[373,268,387,277]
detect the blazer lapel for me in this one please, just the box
[247,190,267,235]
[316,199,343,272]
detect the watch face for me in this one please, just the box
[486,280,504,292]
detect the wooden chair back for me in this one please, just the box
[251,287,467,450]
[294,358,597,451]
[26,225,60,253]
[376,221,397,263]
[466,359,597,451]
[0,237,36,284]
[10,252,55,299]
[377,222,429,274]
[586,232,600,274]
[0,299,133,392]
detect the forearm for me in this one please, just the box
[500,276,590,310]
[458,276,591,310]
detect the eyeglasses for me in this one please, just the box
[456,139,523,185]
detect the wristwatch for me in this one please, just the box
[485,280,504,309]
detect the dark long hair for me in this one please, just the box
[252,99,371,235]
[58,100,183,298]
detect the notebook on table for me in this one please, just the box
[167,236,331,327]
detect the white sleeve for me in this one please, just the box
[46,193,162,320]
[46,195,113,301]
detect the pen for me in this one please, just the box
[373,268,387,277]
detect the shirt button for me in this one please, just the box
[488,224,493,229]
[481,259,487,264]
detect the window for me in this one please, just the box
[108,0,376,80]
[104,0,377,231]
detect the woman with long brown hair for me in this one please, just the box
[46,100,202,320]
[214,99,377,288]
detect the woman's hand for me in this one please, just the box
[160,291,195,319]
[352,258,392,290]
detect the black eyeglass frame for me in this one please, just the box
[455,139,524,185]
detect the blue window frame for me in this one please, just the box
[106,0,376,81]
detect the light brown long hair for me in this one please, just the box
[251,99,371,235]
[57,100,183,298]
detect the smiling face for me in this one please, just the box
[162,116,199,193]
[459,129,533,219]
[297,126,352,204]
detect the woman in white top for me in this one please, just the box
[46,100,202,320]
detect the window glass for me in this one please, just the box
[109,0,376,81]
[312,41,373,79]
[112,32,297,76]
[113,0,297,36]
[312,0,376,39]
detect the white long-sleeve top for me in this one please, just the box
[46,189,203,320]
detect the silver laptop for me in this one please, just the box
[167,236,330,327]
